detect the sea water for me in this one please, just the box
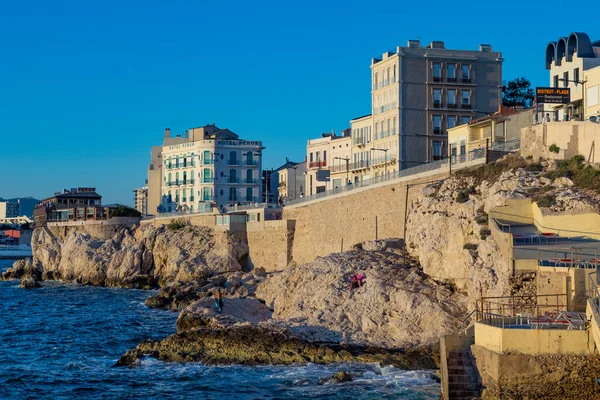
[0,260,439,399]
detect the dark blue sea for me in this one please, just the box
[0,260,439,399]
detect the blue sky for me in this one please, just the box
[0,0,596,205]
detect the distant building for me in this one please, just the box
[133,186,148,216]
[261,169,277,204]
[448,106,533,155]
[147,124,264,213]
[545,33,600,121]
[33,188,108,225]
[305,130,352,195]
[277,160,306,202]
[0,202,19,219]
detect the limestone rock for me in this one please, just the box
[320,371,353,384]
[19,276,41,289]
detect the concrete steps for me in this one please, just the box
[446,350,481,399]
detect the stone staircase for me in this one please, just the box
[445,349,481,399]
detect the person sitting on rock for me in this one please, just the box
[214,289,224,313]
[349,275,359,291]
[356,273,366,287]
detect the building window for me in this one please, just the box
[175,189,180,203]
[448,64,456,81]
[563,71,569,87]
[183,171,187,184]
[380,121,384,136]
[229,151,238,165]
[386,119,390,136]
[448,89,456,107]
[168,172,172,184]
[229,187,237,202]
[323,150,327,164]
[433,63,441,81]
[374,72,378,89]
[246,187,253,202]
[246,169,253,183]
[433,89,441,107]
[461,116,471,125]
[309,153,313,163]
[433,115,441,134]
[175,172,179,185]
[462,91,471,108]
[392,116,397,135]
[229,169,237,183]
[462,64,470,82]
[448,116,456,129]
[374,124,378,140]
[432,141,442,160]
[392,64,396,82]
[553,75,559,88]
[574,68,580,84]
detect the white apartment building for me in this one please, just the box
[305,131,351,195]
[133,186,148,216]
[0,201,19,219]
[150,124,264,213]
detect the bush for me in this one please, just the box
[456,190,470,203]
[535,194,555,208]
[525,162,543,172]
[526,155,533,160]
[549,144,560,154]
[475,214,488,224]
[110,204,141,217]
[543,155,600,192]
[456,154,526,185]
[480,227,491,240]
[167,218,187,230]
[463,243,478,250]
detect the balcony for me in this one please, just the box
[201,196,215,202]
[182,179,195,185]
[202,177,215,183]
[462,76,471,83]
[350,160,370,171]
[433,101,441,108]
[447,77,457,83]
[433,76,442,82]
[462,103,472,109]
[190,197,195,202]
[203,159,215,165]
[228,160,240,166]
[309,161,326,169]
[244,178,257,184]
[245,160,258,167]
[227,178,240,184]
[447,103,457,109]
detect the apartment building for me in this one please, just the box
[545,32,600,121]
[151,124,264,213]
[0,202,19,219]
[275,160,306,202]
[368,40,502,171]
[133,186,148,216]
[305,131,351,195]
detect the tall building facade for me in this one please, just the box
[545,32,600,121]
[275,160,306,202]
[0,202,19,219]
[149,124,264,213]
[133,186,148,216]
[350,40,502,178]
[305,131,351,195]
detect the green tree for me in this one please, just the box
[109,204,141,218]
[502,77,534,108]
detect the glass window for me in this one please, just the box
[246,187,253,201]
[374,72,378,89]
[392,64,396,82]
[392,116,396,135]
[433,63,441,78]
[462,64,470,80]
[448,116,456,129]
[434,89,441,105]
[553,75,559,88]
[574,68,579,84]
[246,169,253,183]
[229,151,237,164]
[433,141,442,159]
[309,153,313,162]
[433,115,441,129]
[229,187,236,201]
[462,91,470,104]
[563,71,569,87]
[461,116,471,125]
[448,64,456,79]
[229,169,237,182]
[448,89,456,105]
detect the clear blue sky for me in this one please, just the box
[0,0,596,205]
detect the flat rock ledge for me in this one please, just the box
[114,323,437,369]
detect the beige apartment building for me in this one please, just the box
[0,202,19,219]
[545,32,600,121]
[305,131,351,195]
[133,186,148,215]
[367,40,502,173]
[277,161,306,201]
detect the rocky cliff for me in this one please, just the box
[2,223,248,288]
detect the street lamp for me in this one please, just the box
[558,78,588,120]
[370,148,389,178]
[334,156,350,185]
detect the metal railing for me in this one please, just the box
[588,270,600,316]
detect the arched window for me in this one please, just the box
[168,172,172,184]
[183,188,187,202]
[168,156,172,168]
[203,187,211,201]
[190,170,194,183]
[168,191,172,202]
[175,189,180,202]
[183,156,187,167]
[229,187,237,202]
[175,172,179,184]
[246,169,253,183]
[374,72,378,88]
[183,171,187,184]
[229,169,237,183]
[203,150,211,164]
[246,151,253,165]
[386,67,390,83]
[246,187,253,202]
[203,168,211,183]
[392,64,396,82]
[229,151,237,165]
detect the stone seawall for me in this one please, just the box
[283,173,447,266]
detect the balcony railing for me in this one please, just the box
[462,76,471,83]
[227,178,240,184]
[433,76,442,82]
[228,160,240,166]
[201,196,215,202]
[203,159,215,165]
[190,197,195,202]
[182,179,195,185]
[447,77,457,83]
[433,128,444,135]
[447,103,457,109]
[309,161,326,168]
[462,103,472,109]
[245,160,258,166]
[244,196,257,202]
[244,178,257,184]
[433,101,441,108]
[202,177,215,183]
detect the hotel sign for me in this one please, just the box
[536,87,570,104]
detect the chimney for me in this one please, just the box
[164,128,171,138]
[430,41,445,49]
[480,44,492,52]
[407,39,420,48]
[184,130,189,139]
